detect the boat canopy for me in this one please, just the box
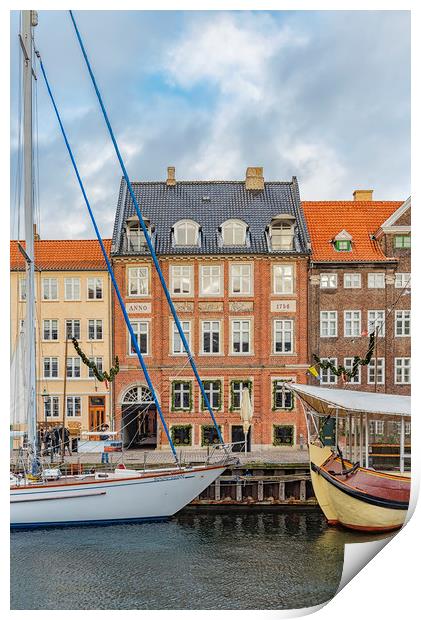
[289,384,411,420]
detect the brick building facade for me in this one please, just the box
[303,193,411,403]
[111,168,311,450]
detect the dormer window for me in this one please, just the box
[173,220,200,246]
[126,216,150,252]
[221,219,247,246]
[333,229,352,252]
[269,216,296,251]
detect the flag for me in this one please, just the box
[308,365,320,379]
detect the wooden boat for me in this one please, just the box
[289,384,411,533]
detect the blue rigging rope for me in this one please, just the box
[39,59,179,462]
[69,10,225,448]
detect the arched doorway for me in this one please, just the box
[121,385,157,449]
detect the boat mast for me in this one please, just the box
[20,10,38,468]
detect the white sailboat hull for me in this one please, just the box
[10,464,225,529]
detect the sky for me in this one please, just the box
[10,10,410,240]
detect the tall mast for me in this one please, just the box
[21,10,38,467]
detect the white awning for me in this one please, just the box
[289,384,411,420]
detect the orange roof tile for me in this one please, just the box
[10,239,112,271]
[302,201,403,263]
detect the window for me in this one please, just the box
[230,264,252,295]
[202,321,221,354]
[273,425,294,446]
[42,278,58,300]
[344,273,361,289]
[202,380,222,410]
[88,357,103,378]
[200,265,222,296]
[66,396,81,417]
[44,396,60,418]
[320,274,337,289]
[273,320,293,353]
[43,319,58,341]
[128,267,149,297]
[87,278,103,300]
[221,219,247,246]
[273,380,294,410]
[320,358,337,384]
[395,310,411,336]
[344,358,361,384]
[394,235,411,249]
[127,223,148,251]
[230,380,252,409]
[66,357,81,378]
[66,319,81,340]
[405,422,411,436]
[201,425,222,446]
[19,278,27,301]
[129,321,149,355]
[88,319,103,340]
[370,421,385,435]
[344,311,361,337]
[172,382,192,410]
[172,321,191,354]
[273,265,294,294]
[270,219,295,250]
[173,220,200,246]
[395,273,411,289]
[395,358,411,384]
[334,240,351,252]
[368,310,385,337]
[367,358,385,384]
[64,278,80,300]
[170,424,192,446]
[43,357,58,378]
[320,311,337,337]
[231,319,251,354]
[171,265,193,296]
[368,273,385,289]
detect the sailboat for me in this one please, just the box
[10,11,237,529]
[289,383,411,532]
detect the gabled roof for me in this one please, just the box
[10,239,112,271]
[112,177,310,256]
[302,200,403,263]
[376,196,411,235]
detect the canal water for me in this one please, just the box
[11,508,384,610]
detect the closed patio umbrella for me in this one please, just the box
[240,387,253,453]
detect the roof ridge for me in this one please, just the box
[128,180,293,186]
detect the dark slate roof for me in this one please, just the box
[111,176,310,256]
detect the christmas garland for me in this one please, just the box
[313,332,375,380]
[170,424,192,446]
[72,337,120,382]
[201,380,222,411]
[229,380,252,412]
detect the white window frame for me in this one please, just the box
[270,220,295,250]
[19,277,27,301]
[343,273,361,289]
[273,319,294,354]
[43,319,59,341]
[172,381,192,410]
[127,267,149,297]
[201,379,223,411]
[367,358,385,385]
[344,310,361,337]
[88,319,103,341]
[221,219,247,246]
[320,358,337,385]
[230,380,252,410]
[66,396,82,417]
[43,357,59,379]
[395,310,411,337]
[64,277,81,301]
[173,220,200,246]
[87,277,103,300]
[344,358,361,384]
[229,263,252,296]
[395,358,411,384]
[88,356,103,378]
[368,310,385,337]
[66,319,81,340]
[172,320,192,355]
[395,273,411,289]
[273,264,294,294]
[231,319,252,355]
[128,320,150,356]
[200,265,222,297]
[320,311,337,338]
[171,265,193,296]
[42,277,58,301]
[367,273,385,289]
[320,273,337,289]
[201,320,221,355]
[44,396,60,418]
[66,357,81,379]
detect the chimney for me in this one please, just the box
[245,167,264,191]
[353,189,373,201]
[166,166,176,186]
[33,223,40,241]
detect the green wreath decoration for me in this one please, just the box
[72,337,120,382]
[313,332,375,380]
